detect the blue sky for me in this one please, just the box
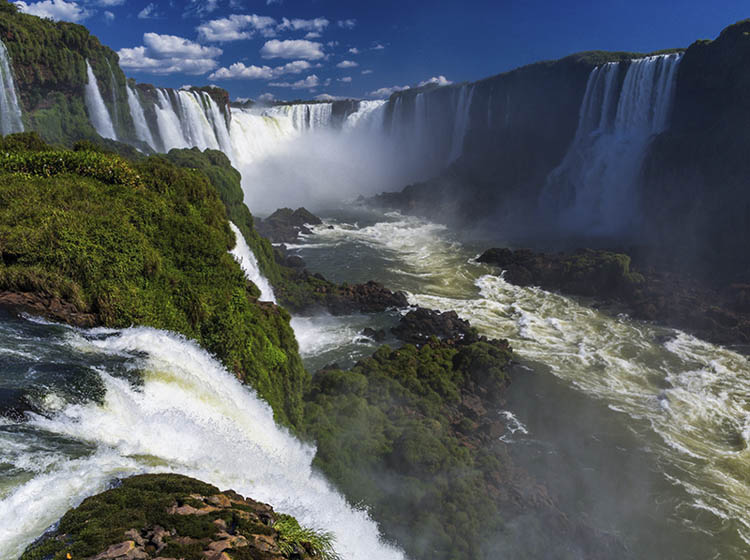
[11,0,750,101]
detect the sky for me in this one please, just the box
[10,0,750,102]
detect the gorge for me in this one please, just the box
[0,2,749,559]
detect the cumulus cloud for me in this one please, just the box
[304,32,321,39]
[338,76,352,83]
[95,0,123,5]
[361,69,373,75]
[197,14,276,42]
[314,93,345,101]
[348,47,360,55]
[336,60,358,68]
[369,84,408,98]
[118,33,222,75]
[278,17,329,33]
[258,92,276,102]
[260,39,324,60]
[14,0,90,22]
[269,74,320,89]
[337,19,356,29]
[209,59,312,80]
[183,0,219,18]
[372,43,385,50]
[103,9,114,21]
[418,75,453,87]
[266,0,282,4]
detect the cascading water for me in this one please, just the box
[228,222,276,302]
[0,38,23,136]
[264,103,334,131]
[448,84,475,162]
[0,316,405,559]
[84,60,117,140]
[542,53,682,234]
[105,59,120,133]
[126,85,157,150]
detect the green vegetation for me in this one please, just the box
[0,0,135,144]
[0,134,308,426]
[301,338,514,560]
[21,474,336,560]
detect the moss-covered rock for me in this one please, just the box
[20,473,339,560]
[0,134,308,428]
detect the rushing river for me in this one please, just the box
[287,208,750,559]
[1,208,748,559]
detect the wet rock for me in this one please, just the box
[391,307,478,346]
[0,290,99,328]
[0,388,35,422]
[256,207,323,243]
[362,327,387,342]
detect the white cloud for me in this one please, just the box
[118,33,223,75]
[348,47,359,55]
[361,69,373,75]
[372,43,385,50]
[304,31,321,39]
[326,41,339,47]
[183,0,219,18]
[95,0,123,5]
[266,0,282,4]
[315,93,345,101]
[337,19,356,29]
[338,76,352,83]
[336,60,358,69]
[418,75,453,87]
[14,0,90,22]
[260,39,324,60]
[278,17,329,33]
[269,74,320,89]
[209,59,312,80]
[137,3,158,18]
[369,84,408,98]
[197,14,277,42]
[103,9,114,21]
[258,92,276,102]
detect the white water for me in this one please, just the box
[0,38,23,135]
[84,60,117,141]
[448,85,475,162]
[292,212,750,555]
[264,103,334,131]
[126,85,157,150]
[0,326,405,560]
[228,221,276,302]
[543,53,682,233]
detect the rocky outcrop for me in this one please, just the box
[479,247,750,348]
[21,474,337,560]
[256,207,323,244]
[391,307,479,345]
[0,290,98,327]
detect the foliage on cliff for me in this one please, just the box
[0,134,308,427]
[0,0,134,144]
[301,337,517,560]
[21,474,339,560]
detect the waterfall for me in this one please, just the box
[448,84,475,162]
[154,88,189,151]
[542,53,682,234]
[0,39,23,135]
[84,60,117,140]
[126,85,157,150]
[343,100,387,132]
[229,222,276,302]
[263,103,334,131]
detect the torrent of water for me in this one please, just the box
[126,84,157,150]
[542,53,682,234]
[0,318,405,559]
[0,38,23,136]
[228,221,276,302]
[286,210,750,558]
[84,60,117,141]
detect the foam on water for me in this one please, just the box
[0,326,405,559]
[228,222,276,302]
[292,213,750,553]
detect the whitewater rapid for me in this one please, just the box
[0,323,404,559]
[291,211,750,557]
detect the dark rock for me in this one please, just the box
[361,327,387,342]
[256,207,323,243]
[0,388,35,422]
[391,307,478,346]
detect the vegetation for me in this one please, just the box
[21,474,336,560]
[300,338,515,560]
[0,0,135,144]
[0,134,308,427]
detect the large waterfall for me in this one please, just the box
[84,60,117,140]
[126,85,157,150]
[542,53,682,234]
[0,39,23,135]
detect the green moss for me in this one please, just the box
[301,339,513,560]
[0,136,308,427]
